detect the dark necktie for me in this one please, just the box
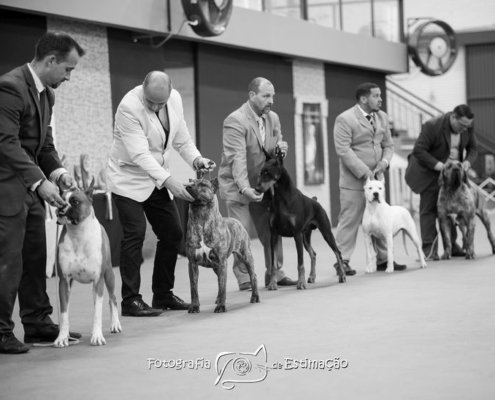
[366,114,375,132]
[39,89,47,124]
[155,107,169,148]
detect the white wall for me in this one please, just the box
[389,0,495,112]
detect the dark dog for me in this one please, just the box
[185,178,259,313]
[55,185,121,347]
[254,154,346,290]
[438,160,495,259]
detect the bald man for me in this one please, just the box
[107,71,216,316]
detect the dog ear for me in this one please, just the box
[211,177,219,193]
[85,177,95,200]
[438,168,445,187]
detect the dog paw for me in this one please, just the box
[111,321,122,333]
[54,335,69,348]
[250,294,260,303]
[338,274,346,283]
[188,305,200,313]
[267,282,278,291]
[385,269,394,273]
[90,332,106,346]
[214,305,226,313]
[465,253,475,260]
[441,253,451,260]
[296,281,306,290]
[307,276,315,284]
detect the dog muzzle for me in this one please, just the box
[56,189,76,224]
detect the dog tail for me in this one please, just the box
[402,230,410,256]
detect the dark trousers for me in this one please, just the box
[419,184,458,256]
[0,192,53,335]
[113,188,182,305]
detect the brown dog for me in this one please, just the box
[437,160,495,259]
[185,178,259,313]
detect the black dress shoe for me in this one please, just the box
[152,294,190,311]
[24,324,82,343]
[334,261,356,276]
[122,299,163,317]
[376,261,407,271]
[451,246,466,257]
[0,333,30,354]
[277,277,297,286]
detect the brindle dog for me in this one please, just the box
[437,160,495,259]
[185,178,259,313]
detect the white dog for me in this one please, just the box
[362,178,426,273]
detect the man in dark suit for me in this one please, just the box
[0,32,85,353]
[405,104,478,260]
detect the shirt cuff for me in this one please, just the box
[30,178,45,192]
[49,168,69,184]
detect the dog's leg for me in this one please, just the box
[438,213,452,260]
[214,261,227,313]
[238,245,260,304]
[314,204,345,283]
[54,277,71,348]
[303,230,316,284]
[91,277,106,346]
[477,209,495,254]
[267,230,279,291]
[404,218,427,269]
[103,265,122,334]
[294,234,306,290]
[465,216,476,259]
[188,261,200,313]
[363,232,377,273]
[385,232,395,273]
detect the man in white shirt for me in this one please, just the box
[0,32,85,354]
[107,71,216,316]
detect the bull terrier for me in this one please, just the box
[362,178,426,273]
[185,178,259,313]
[54,185,122,347]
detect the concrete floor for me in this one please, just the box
[1,214,495,400]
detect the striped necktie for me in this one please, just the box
[258,117,266,144]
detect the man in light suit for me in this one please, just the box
[333,82,404,274]
[0,32,85,354]
[218,77,296,290]
[107,71,215,317]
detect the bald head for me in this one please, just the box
[143,71,172,112]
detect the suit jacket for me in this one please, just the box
[106,85,201,202]
[0,64,61,216]
[333,104,394,191]
[405,112,478,194]
[218,102,283,204]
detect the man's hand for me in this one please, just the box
[276,141,288,158]
[363,170,375,180]
[37,180,66,208]
[434,161,445,172]
[57,173,75,190]
[243,188,263,202]
[194,157,216,172]
[462,160,471,171]
[373,160,388,177]
[163,176,194,202]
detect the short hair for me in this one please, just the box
[248,77,272,94]
[34,32,85,62]
[143,71,172,92]
[453,104,474,119]
[355,82,379,101]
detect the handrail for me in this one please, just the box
[386,77,444,115]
